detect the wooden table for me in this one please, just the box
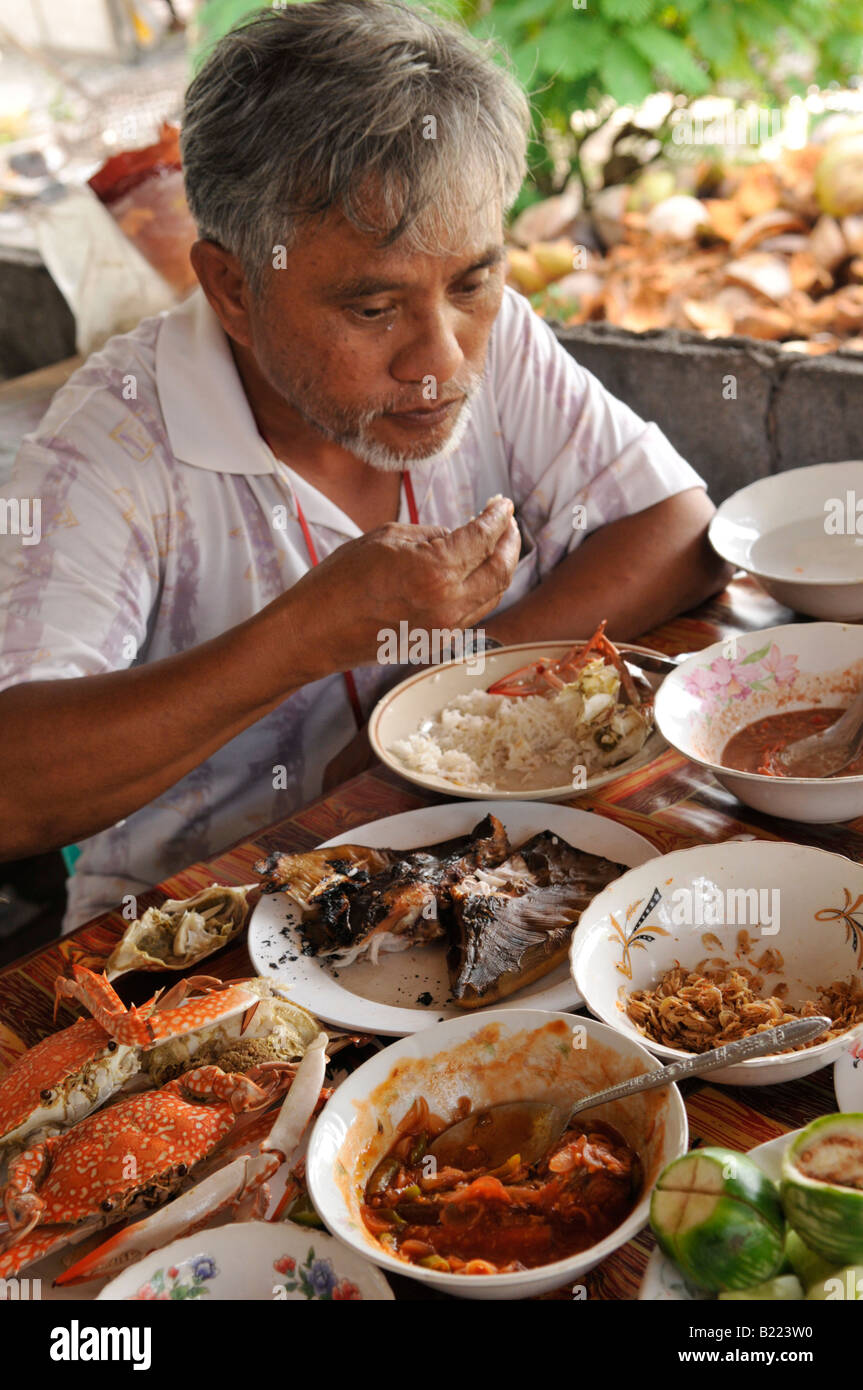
[1,576,860,1300]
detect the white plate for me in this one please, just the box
[834,1035,863,1112]
[639,1131,795,1300]
[248,800,658,1035]
[97,1221,393,1301]
[368,640,667,802]
[709,461,863,621]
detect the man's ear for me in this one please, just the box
[190,240,255,348]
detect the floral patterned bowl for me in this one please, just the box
[570,839,863,1085]
[96,1221,393,1301]
[654,622,863,822]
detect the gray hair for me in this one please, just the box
[180,0,529,293]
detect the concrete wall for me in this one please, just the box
[3,251,863,503]
[557,321,863,504]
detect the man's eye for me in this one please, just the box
[457,272,493,297]
[349,305,394,322]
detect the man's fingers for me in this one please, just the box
[443,495,516,573]
[457,517,521,627]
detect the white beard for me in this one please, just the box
[279,364,485,473]
[340,394,476,472]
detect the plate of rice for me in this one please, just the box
[369,639,668,801]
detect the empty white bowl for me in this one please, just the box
[307,1010,688,1300]
[654,621,863,822]
[570,840,863,1085]
[709,461,863,621]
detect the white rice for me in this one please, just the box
[390,678,652,792]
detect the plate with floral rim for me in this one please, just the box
[97,1221,394,1301]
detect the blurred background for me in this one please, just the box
[2,0,863,953]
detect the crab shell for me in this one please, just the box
[56,1032,330,1287]
[0,1019,140,1161]
[0,1065,279,1278]
[142,978,320,1088]
[103,882,258,979]
[0,971,259,1163]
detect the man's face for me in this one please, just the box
[239,207,506,470]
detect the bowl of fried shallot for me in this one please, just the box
[570,840,863,1086]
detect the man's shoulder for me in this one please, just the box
[22,307,178,473]
[486,283,567,388]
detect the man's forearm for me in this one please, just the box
[486,489,733,645]
[0,591,325,860]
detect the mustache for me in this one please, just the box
[360,367,485,421]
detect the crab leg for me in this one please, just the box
[486,622,611,698]
[55,966,258,1048]
[0,1225,91,1281]
[3,1137,58,1236]
[56,1034,329,1286]
[596,633,642,707]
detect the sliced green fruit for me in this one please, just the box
[781,1114,863,1266]
[784,1229,840,1292]
[806,1265,863,1301]
[650,1146,785,1292]
[719,1274,804,1301]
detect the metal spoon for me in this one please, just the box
[427,1015,832,1171]
[771,687,863,778]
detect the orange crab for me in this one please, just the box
[0,969,257,1160]
[0,1062,291,1279]
[56,1032,329,1286]
[486,620,644,706]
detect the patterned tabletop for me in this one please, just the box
[1,576,858,1299]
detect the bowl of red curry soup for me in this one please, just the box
[654,622,863,823]
[306,1010,687,1300]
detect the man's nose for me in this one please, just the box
[390,305,465,390]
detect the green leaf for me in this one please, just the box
[736,4,778,46]
[473,0,557,40]
[740,643,770,665]
[510,40,542,87]
[534,16,610,79]
[627,25,711,93]
[598,38,654,104]
[598,0,655,22]
[689,6,737,68]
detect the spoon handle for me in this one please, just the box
[567,1016,832,1119]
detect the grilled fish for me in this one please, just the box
[256,815,511,966]
[447,832,626,1008]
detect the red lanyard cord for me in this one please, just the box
[294,472,419,731]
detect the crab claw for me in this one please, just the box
[3,1139,55,1235]
[0,1227,72,1280]
[55,966,258,1048]
[56,1034,330,1287]
[3,1190,43,1239]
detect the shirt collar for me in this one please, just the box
[156,288,275,476]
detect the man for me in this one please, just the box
[0,0,729,931]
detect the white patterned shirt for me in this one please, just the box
[0,286,704,929]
